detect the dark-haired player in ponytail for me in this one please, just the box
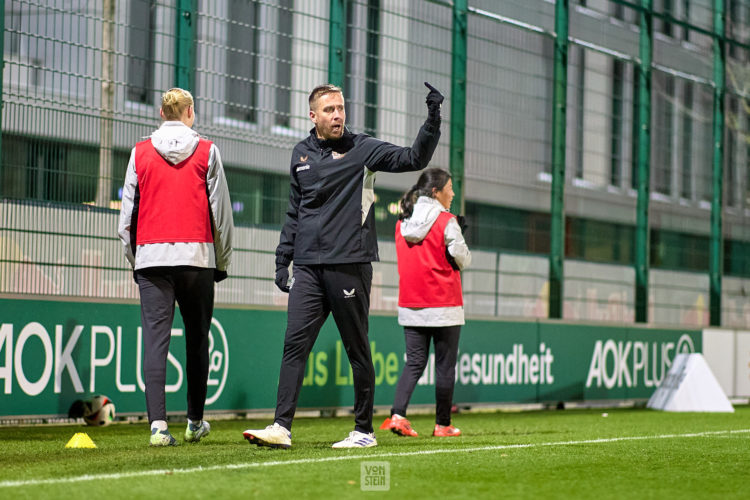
[381,167,470,438]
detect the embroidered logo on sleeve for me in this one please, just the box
[343,288,356,298]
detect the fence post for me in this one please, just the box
[450,0,467,215]
[328,0,347,87]
[495,251,501,317]
[175,0,196,91]
[96,0,115,208]
[548,0,568,319]
[710,0,725,326]
[0,0,4,177]
[635,0,653,323]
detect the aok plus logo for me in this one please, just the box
[585,333,696,389]
[205,318,229,405]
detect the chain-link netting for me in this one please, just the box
[1,0,749,328]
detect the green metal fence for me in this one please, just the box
[1,0,749,328]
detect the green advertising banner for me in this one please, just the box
[541,323,702,401]
[0,299,701,417]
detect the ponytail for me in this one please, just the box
[398,168,452,220]
[398,186,419,220]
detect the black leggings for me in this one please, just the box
[137,266,214,424]
[391,325,460,426]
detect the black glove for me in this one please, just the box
[456,215,468,235]
[445,248,460,271]
[214,269,228,282]
[275,263,290,293]
[424,82,444,122]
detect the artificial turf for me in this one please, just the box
[1,407,748,499]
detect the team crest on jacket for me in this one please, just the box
[332,151,346,160]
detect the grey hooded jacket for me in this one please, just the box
[118,121,234,272]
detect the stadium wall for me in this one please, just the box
[703,328,750,399]
[0,297,705,418]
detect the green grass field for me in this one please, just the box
[1,407,748,499]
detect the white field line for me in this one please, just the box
[2,428,749,489]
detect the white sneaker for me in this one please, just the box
[331,430,378,449]
[243,423,292,449]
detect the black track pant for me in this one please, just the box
[391,325,461,426]
[136,266,214,424]
[274,263,374,433]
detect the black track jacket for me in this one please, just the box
[276,118,441,267]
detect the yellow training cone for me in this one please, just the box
[65,432,97,449]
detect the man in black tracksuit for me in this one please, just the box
[243,82,443,449]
